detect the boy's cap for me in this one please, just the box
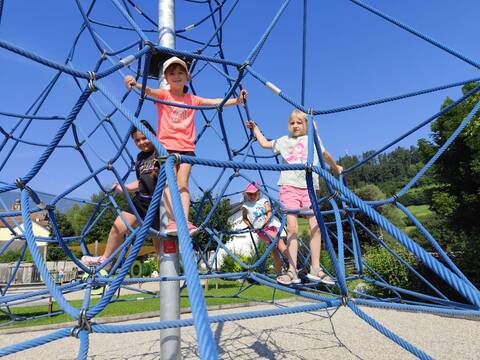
[162,56,189,75]
[244,183,259,194]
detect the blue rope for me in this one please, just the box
[1,2,479,359]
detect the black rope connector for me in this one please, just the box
[71,309,93,337]
[143,40,157,53]
[15,178,26,190]
[327,191,340,201]
[305,164,313,173]
[392,194,399,204]
[238,61,251,72]
[341,295,349,307]
[87,71,97,92]
[106,160,113,170]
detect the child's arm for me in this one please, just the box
[112,180,139,193]
[322,150,343,175]
[261,201,273,228]
[242,207,254,229]
[200,89,248,107]
[124,75,163,97]
[246,120,273,149]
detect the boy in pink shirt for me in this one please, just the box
[125,57,247,235]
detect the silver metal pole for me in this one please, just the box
[158,1,181,359]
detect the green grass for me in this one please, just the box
[298,218,309,235]
[407,205,432,220]
[0,280,294,329]
[397,205,433,233]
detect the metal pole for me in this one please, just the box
[158,1,181,359]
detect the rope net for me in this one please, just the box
[0,1,479,359]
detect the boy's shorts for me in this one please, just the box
[257,225,278,243]
[279,185,312,216]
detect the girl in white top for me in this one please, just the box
[246,109,342,286]
[242,182,287,275]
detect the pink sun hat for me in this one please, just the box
[244,182,260,194]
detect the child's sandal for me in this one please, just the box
[276,270,300,286]
[307,267,335,285]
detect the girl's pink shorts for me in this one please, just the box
[257,225,278,243]
[279,185,311,211]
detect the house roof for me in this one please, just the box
[0,211,49,230]
[228,202,243,216]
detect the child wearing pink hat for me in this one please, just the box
[246,110,342,286]
[125,56,247,236]
[242,182,287,275]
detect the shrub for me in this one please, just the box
[220,252,250,273]
[364,243,419,298]
[0,249,33,263]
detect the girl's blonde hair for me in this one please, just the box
[288,109,308,136]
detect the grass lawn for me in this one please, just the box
[407,205,433,221]
[0,280,294,329]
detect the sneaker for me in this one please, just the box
[276,270,301,286]
[307,266,335,285]
[81,255,105,266]
[165,221,178,236]
[187,222,198,236]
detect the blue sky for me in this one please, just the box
[1,0,479,202]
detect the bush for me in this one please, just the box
[364,243,419,298]
[220,252,250,273]
[0,249,33,263]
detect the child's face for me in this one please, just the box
[165,65,189,91]
[132,131,154,152]
[288,116,307,137]
[245,191,260,202]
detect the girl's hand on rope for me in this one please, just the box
[124,75,136,90]
[246,120,257,129]
[112,183,122,193]
[334,164,344,175]
[236,89,248,105]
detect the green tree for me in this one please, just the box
[47,210,76,261]
[64,191,130,244]
[189,192,231,252]
[417,81,480,284]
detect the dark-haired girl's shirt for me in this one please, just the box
[136,150,159,196]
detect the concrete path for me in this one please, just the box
[0,300,479,359]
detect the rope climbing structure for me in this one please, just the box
[0,1,479,359]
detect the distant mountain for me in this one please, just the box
[0,191,87,213]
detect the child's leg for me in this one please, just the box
[308,215,321,269]
[103,212,137,258]
[164,163,192,223]
[176,163,192,221]
[277,236,287,256]
[271,248,283,274]
[152,236,161,263]
[285,214,299,272]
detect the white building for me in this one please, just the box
[212,202,286,269]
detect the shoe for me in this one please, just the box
[81,255,105,266]
[165,221,178,236]
[276,270,301,286]
[306,266,335,285]
[187,222,198,236]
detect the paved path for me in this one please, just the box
[0,300,479,359]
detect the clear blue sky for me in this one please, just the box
[1,0,479,201]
